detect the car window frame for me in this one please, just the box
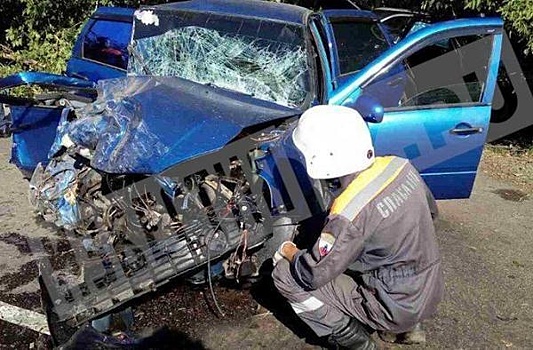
[81,18,133,72]
[329,17,393,80]
[359,31,496,112]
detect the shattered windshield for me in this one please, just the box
[129,11,311,108]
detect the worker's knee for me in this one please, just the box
[272,259,298,297]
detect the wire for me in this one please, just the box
[206,241,225,317]
[205,209,229,317]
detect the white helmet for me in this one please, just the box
[292,105,375,179]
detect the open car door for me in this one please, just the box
[0,73,96,177]
[330,18,503,199]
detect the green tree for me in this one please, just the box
[0,0,169,76]
[420,0,533,54]
[466,0,533,54]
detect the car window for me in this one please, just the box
[330,18,389,75]
[130,11,310,108]
[361,34,494,109]
[82,20,132,70]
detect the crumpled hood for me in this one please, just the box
[60,76,299,174]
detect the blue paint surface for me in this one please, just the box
[0,72,95,90]
[84,77,298,174]
[155,0,310,25]
[10,106,64,176]
[403,144,421,159]
[2,2,504,201]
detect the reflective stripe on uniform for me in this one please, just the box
[331,156,408,219]
[290,296,324,314]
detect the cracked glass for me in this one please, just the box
[129,12,311,108]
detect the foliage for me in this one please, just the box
[1,0,533,79]
[468,0,533,54]
[0,0,169,77]
[420,0,533,54]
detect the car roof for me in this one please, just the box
[152,0,311,25]
[322,9,380,21]
[93,6,135,22]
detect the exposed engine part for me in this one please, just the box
[35,91,94,107]
[222,230,259,283]
[31,149,270,325]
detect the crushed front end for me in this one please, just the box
[22,2,313,343]
[28,75,299,345]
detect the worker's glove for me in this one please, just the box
[272,241,296,267]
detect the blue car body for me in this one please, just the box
[258,16,503,205]
[334,17,502,199]
[0,72,96,174]
[0,1,502,199]
[1,0,502,199]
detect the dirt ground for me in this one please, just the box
[482,145,533,194]
[0,137,532,349]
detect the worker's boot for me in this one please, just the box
[328,318,377,350]
[378,323,426,344]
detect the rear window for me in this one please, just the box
[82,20,132,70]
[331,19,389,75]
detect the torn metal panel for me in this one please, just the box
[9,106,65,177]
[89,80,169,174]
[58,76,297,174]
[30,158,82,229]
[1,72,97,175]
[130,14,310,108]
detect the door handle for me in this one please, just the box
[449,126,484,135]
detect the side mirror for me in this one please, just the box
[354,94,384,123]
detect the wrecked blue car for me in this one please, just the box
[0,0,502,340]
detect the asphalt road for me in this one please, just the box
[0,138,532,349]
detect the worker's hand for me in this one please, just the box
[272,241,298,266]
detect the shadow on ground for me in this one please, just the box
[250,265,328,348]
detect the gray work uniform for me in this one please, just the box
[273,156,443,337]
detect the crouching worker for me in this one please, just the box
[272,106,444,349]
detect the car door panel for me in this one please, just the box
[329,18,503,199]
[66,57,126,81]
[0,73,96,176]
[330,19,503,106]
[368,104,492,199]
[10,106,64,178]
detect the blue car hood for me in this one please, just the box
[64,76,299,174]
